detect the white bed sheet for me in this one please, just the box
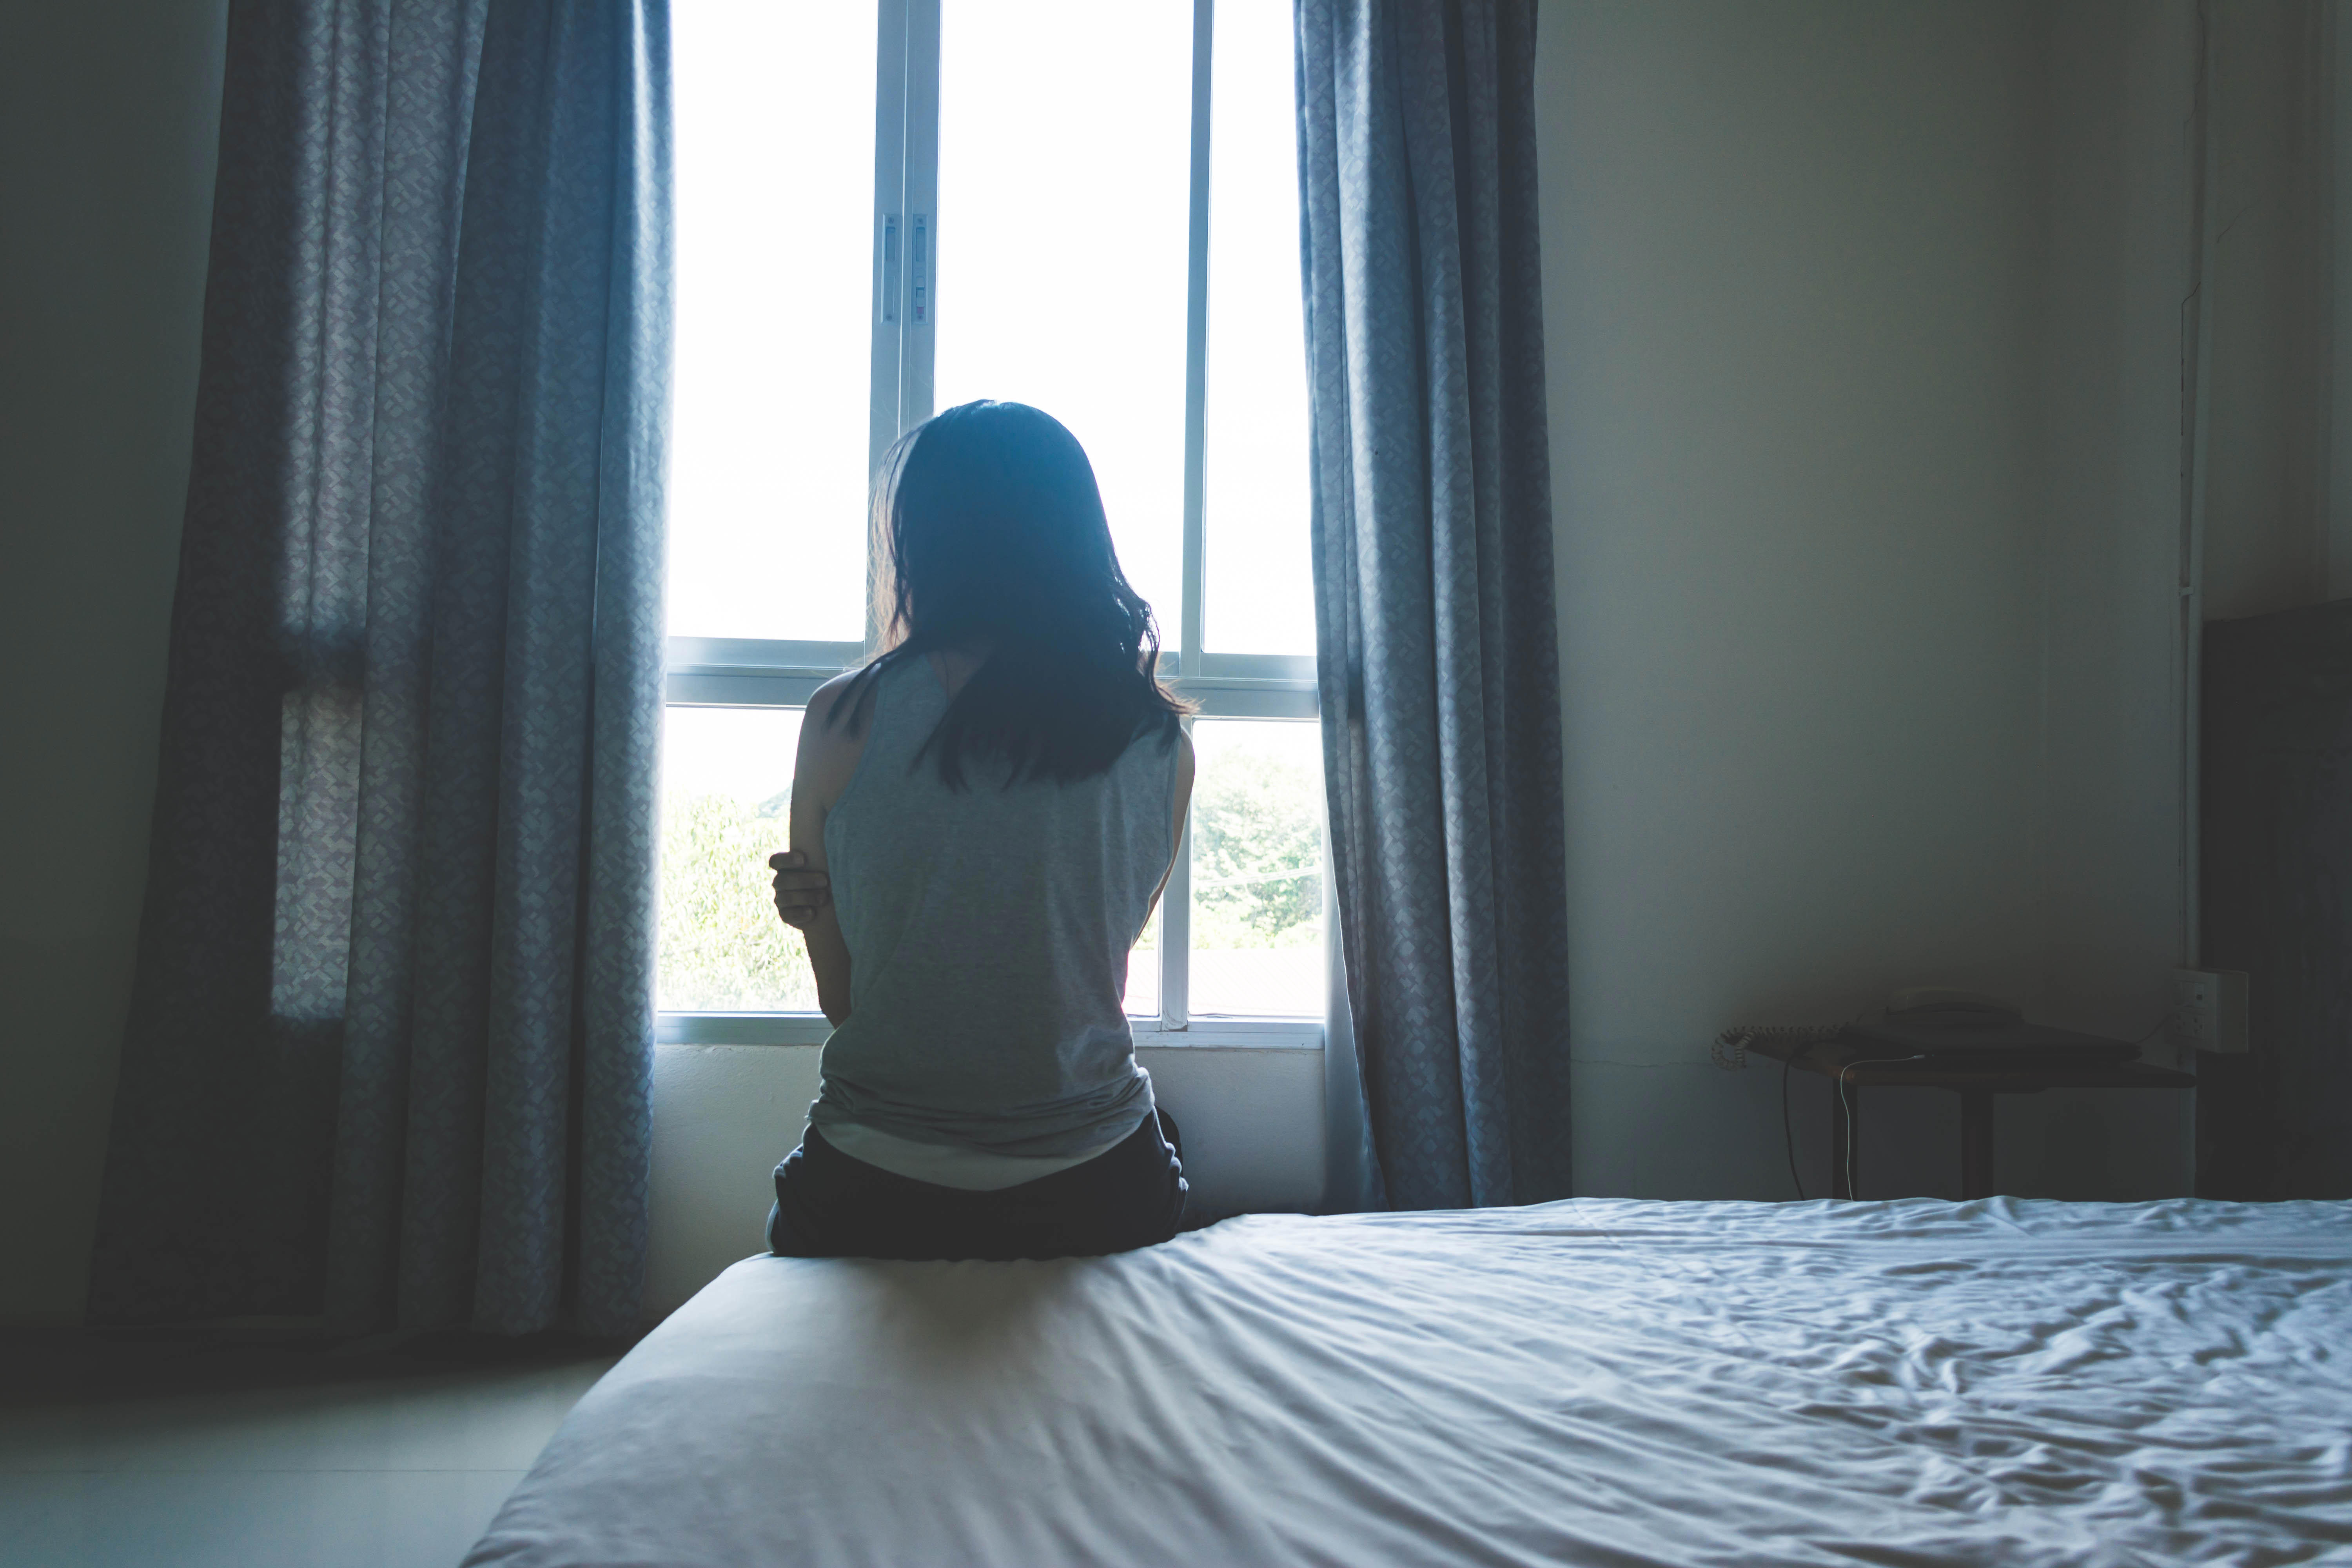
[465,1198,2352,1566]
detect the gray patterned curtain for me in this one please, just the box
[85,0,670,1338]
[1298,0,1570,1210]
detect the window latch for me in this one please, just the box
[879,212,899,326]
[910,214,929,325]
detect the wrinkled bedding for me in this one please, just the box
[464,1197,2352,1566]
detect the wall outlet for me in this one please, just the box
[2172,968,2250,1054]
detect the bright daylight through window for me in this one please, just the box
[661,0,1322,1034]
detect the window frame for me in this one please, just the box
[660,0,1322,1047]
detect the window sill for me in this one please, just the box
[1134,1022,1325,1050]
[654,1013,1323,1049]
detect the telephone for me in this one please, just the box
[1880,987,2022,1029]
[1722,987,2032,1072]
[1713,986,2132,1070]
[1708,990,1949,1069]
[1709,1020,1847,1071]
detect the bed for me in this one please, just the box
[463,1196,2352,1566]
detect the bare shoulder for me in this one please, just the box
[794,669,873,815]
[802,668,865,738]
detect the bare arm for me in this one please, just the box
[772,671,867,1027]
[1143,726,1196,924]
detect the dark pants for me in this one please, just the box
[767,1110,1187,1262]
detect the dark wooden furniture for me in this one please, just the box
[1742,1037,2195,1200]
[2202,600,2352,1200]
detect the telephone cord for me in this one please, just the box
[1781,1053,1804,1200]
[1835,1054,1928,1200]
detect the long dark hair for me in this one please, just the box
[830,400,1185,788]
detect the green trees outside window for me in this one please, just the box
[655,717,1323,1015]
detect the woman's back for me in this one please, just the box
[809,654,1180,1160]
[766,399,1193,1256]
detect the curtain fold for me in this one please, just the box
[85,0,670,1338]
[1297,0,1570,1210]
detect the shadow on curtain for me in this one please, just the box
[1298,0,1570,1211]
[84,0,670,1338]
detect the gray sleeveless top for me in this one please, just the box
[810,655,1178,1158]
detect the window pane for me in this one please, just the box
[933,0,1194,632]
[1189,719,1324,1017]
[1203,1,1314,655]
[658,706,818,1012]
[668,1,878,642]
[1126,902,1162,1021]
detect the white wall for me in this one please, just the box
[0,0,229,1324]
[2199,0,2334,620]
[1541,0,2200,1202]
[2034,0,2202,1189]
[1543,0,2048,1200]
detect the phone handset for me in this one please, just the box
[1711,1022,1848,1071]
[1882,987,2022,1027]
[1714,987,2023,1069]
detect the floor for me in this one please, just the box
[0,1332,616,1568]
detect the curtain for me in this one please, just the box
[84,0,670,1338]
[1297,0,1570,1210]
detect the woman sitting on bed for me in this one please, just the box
[762,399,1196,1262]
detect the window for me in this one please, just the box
[660,0,1321,1047]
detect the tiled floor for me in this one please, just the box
[0,1334,615,1568]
